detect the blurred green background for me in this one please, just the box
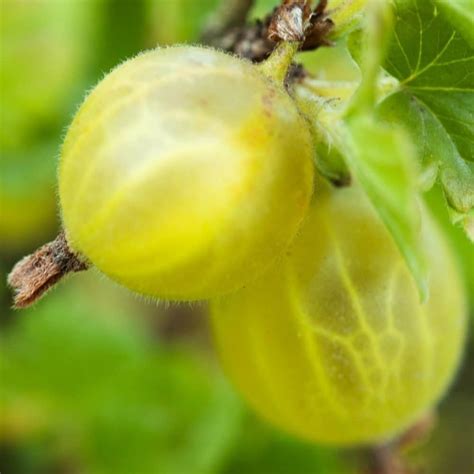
[0,1,472,473]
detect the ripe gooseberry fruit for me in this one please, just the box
[210,182,467,445]
[59,45,314,300]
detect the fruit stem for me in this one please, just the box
[368,443,407,474]
[368,412,436,474]
[7,231,89,309]
[258,41,300,84]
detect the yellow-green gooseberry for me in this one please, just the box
[59,45,314,301]
[210,182,467,446]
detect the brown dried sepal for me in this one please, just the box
[301,0,334,50]
[206,1,333,64]
[268,0,313,42]
[7,232,88,309]
[268,0,333,47]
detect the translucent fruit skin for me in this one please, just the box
[211,184,467,446]
[59,46,314,300]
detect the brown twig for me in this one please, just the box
[7,232,88,309]
[397,412,437,451]
[367,412,436,474]
[201,0,256,44]
[207,15,274,62]
[369,442,412,474]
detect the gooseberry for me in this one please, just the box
[59,45,314,300]
[210,182,467,445]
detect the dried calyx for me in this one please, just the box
[206,0,333,63]
[269,0,333,44]
[7,232,88,308]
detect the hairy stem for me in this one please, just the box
[259,41,300,83]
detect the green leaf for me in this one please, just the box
[380,0,474,220]
[147,0,220,45]
[347,0,394,113]
[343,116,428,299]
[424,184,474,307]
[327,0,370,39]
[436,0,474,47]
[342,0,428,298]
[448,207,474,242]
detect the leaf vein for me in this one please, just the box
[402,31,457,85]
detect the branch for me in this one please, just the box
[369,443,411,474]
[201,0,255,44]
[367,412,436,474]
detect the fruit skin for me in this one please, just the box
[211,182,467,446]
[59,45,314,300]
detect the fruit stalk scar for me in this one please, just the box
[7,231,88,309]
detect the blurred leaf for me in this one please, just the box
[299,42,360,83]
[148,0,220,45]
[93,0,148,75]
[327,0,369,40]
[1,289,242,474]
[0,283,359,473]
[0,0,99,149]
[343,117,427,299]
[249,0,279,19]
[221,413,352,474]
[379,0,474,225]
[347,0,393,114]
[343,0,428,298]
[0,142,59,255]
[424,185,474,309]
[436,0,474,48]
